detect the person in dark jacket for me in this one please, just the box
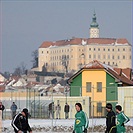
[10,102,18,119]
[0,102,5,119]
[49,102,54,119]
[11,108,32,133]
[105,103,116,133]
[64,103,70,119]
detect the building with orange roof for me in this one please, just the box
[38,12,132,73]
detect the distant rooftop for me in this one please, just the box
[39,38,130,48]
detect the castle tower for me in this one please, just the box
[89,11,99,38]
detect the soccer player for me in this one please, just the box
[12,108,32,133]
[73,103,89,133]
[115,105,130,133]
[105,103,116,133]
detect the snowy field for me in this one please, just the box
[1,118,133,133]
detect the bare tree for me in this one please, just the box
[13,67,22,76]
[13,62,27,76]
[20,62,27,74]
[42,63,47,73]
[61,55,69,73]
[3,71,10,79]
[31,50,38,68]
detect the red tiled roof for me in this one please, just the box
[68,60,133,85]
[114,68,132,80]
[87,38,116,44]
[117,38,129,44]
[39,41,53,48]
[39,38,129,48]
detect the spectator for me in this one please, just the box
[0,102,5,119]
[55,103,61,119]
[11,108,32,133]
[64,103,70,119]
[10,102,18,119]
[49,102,54,119]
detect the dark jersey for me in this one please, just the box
[0,105,5,111]
[11,113,32,133]
[106,110,116,133]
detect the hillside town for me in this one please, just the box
[0,8,133,133]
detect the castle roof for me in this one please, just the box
[39,38,130,48]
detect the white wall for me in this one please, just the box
[118,86,133,117]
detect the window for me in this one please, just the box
[94,48,96,51]
[123,55,125,59]
[108,55,110,59]
[89,55,91,58]
[97,82,102,92]
[103,48,105,51]
[86,82,91,92]
[98,55,100,59]
[123,48,125,51]
[47,51,48,53]
[112,55,114,59]
[108,49,110,51]
[98,48,100,51]
[97,102,102,112]
[103,55,106,59]
[89,48,91,51]
[118,48,120,51]
[118,56,120,59]
[112,49,114,51]
[93,54,96,59]
[108,62,110,65]
[42,51,43,54]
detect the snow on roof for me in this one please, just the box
[99,62,118,75]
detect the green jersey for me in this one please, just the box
[74,111,89,133]
[116,112,130,133]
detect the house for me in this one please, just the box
[0,73,6,82]
[68,60,133,117]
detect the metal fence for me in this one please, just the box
[1,85,133,119]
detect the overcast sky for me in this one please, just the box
[0,0,132,73]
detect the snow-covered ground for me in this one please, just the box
[1,118,133,133]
